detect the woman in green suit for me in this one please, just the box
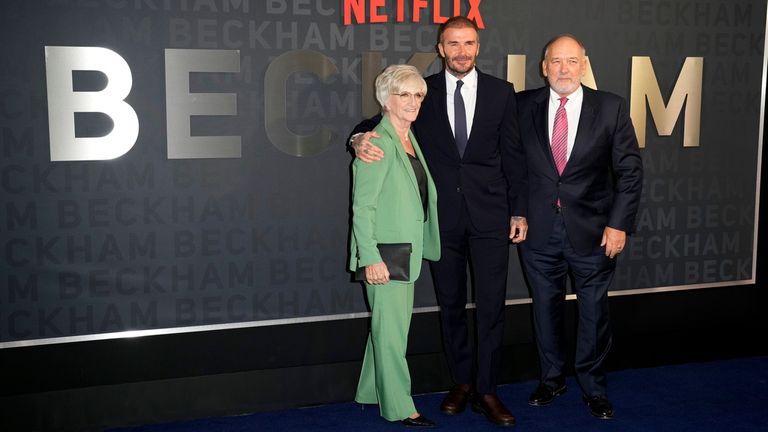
[349,64,441,427]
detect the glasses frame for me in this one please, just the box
[391,91,425,102]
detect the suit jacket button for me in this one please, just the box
[456,187,461,193]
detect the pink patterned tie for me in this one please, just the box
[551,97,568,175]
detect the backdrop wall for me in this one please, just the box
[1,0,766,430]
[1,0,764,349]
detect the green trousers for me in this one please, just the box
[355,281,416,421]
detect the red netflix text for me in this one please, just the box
[343,0,485,29]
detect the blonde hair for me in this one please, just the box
[374,64,427,112]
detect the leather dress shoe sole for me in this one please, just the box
[583,395,614,420]
[441,407,463,415]
[528,384,567,406]
[400,415,436,428]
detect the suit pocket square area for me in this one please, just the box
[355,243,412,282]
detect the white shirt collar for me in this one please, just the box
[549,85,583,106]
[445,68,478,91]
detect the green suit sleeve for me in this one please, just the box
[351,136,393,267]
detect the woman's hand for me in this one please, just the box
[365,262,390,284]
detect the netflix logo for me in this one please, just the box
[343,0,485,28]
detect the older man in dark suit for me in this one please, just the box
[517,35,643,419]
[349,16,527,427]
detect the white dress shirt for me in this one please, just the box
[547,85,583,160]
[445,68,477,141]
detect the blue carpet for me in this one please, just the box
[109,357,768,431]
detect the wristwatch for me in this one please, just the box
[348,132,364,150]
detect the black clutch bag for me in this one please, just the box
[355,243,412,282]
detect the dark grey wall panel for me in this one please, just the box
[0,0,764,347]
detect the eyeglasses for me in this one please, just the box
[392,92,425,102]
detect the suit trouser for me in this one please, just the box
[520,212,615,397]
[355,281,416,421]
[430,202,509,395]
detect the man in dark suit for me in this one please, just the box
[517,35,643,419]
[349,16,527,427]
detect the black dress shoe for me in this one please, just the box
[400,414,435,428]
[440,383,473,414]
[583,395,614,419]
[528,383,567,406]
[471,394,516,427]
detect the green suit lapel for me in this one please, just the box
[380,116,421,200]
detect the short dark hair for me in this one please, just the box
[437,16,479,43]
[543,34,586,58]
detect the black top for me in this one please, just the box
[407,153,428,220]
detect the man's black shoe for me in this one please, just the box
[583,395,614,419]
[528,383,567,406]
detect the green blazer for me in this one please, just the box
[349,115,440,283]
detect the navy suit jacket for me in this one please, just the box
[353,69,527,232]
[517,86,643,255]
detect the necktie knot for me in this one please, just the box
[558,97,568,108]
[456,80,464,91]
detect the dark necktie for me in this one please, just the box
[454,80,467,157]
